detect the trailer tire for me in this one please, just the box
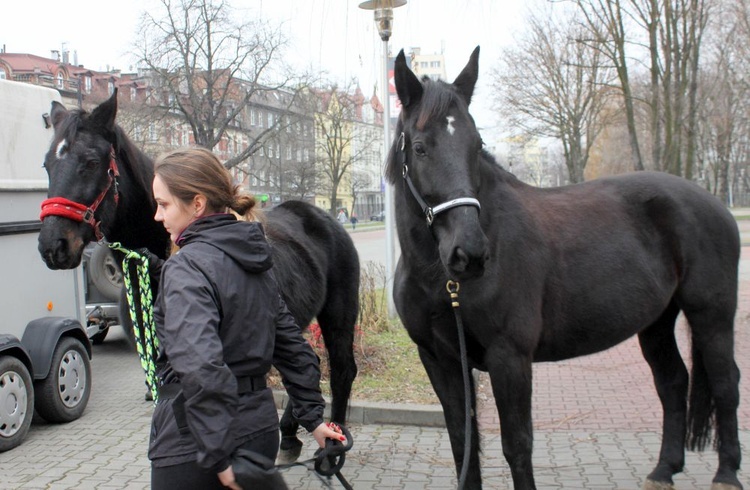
[34,337,91,423]
[0,356,34,452]
[89,244,122,302]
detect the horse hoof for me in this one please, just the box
[711,484,743,490]
[276,438,303,465]
[643,480,675,490]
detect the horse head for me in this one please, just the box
[38,91,121,269]
[388,46,489,280]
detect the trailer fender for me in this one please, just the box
[20,318,92,380]
[0,334,34,378]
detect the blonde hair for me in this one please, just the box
[154,147,258,221]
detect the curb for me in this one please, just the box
[273,390,446,428]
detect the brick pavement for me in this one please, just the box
[2,319,748,488]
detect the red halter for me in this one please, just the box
[40,146,120,241]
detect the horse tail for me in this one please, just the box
[686,341,715,451]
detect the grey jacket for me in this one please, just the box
[148,214,325,473]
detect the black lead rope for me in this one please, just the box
[276,424,354,489]
[447,280,472,490]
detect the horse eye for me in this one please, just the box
[413,143,427,157]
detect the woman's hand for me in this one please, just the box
[218,465,241,489]
[312,422,347,449]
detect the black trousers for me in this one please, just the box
[151,429,280,490]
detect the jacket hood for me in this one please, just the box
[177,214,273,273]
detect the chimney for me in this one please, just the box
[51,50,60,61]
[62,50,69,64]
[73,50,78,66]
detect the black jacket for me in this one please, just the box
[148,214,325,472]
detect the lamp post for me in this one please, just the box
[359,0,406,318]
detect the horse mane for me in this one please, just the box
[111,124,154,197]
[415,78,459,131]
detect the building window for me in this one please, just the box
[0,70,6,80]
[149,123,158,142]
[57,72,64,89]
[267,112,274,127]
[286,146,292,160]
[85,76,92,93]
[108,81,114,95]
[251,109,257,126]
[131,88,137,101]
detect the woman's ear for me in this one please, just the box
[193,194,208,217]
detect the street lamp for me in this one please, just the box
[359,0,406,318]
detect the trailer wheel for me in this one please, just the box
[89,244,123,302]
[34,337,91,423]
[0,356,34,452]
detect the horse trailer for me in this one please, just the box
[0,79,94,452]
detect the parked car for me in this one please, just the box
[370,210,385,221]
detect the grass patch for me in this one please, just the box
[269,261,438,405]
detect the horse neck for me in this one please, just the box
[107,147,170,257]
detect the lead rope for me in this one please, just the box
[276,424,354,489]
[108,243,160,403]
[447,280,472,490]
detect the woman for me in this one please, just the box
[148,147,344,490]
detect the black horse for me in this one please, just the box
[388,46,743,490]
[36,92,359,463]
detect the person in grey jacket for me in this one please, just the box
[148,148,344,490]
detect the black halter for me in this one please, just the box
[397,132,481,226]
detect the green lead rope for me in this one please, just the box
[108,242,160,403]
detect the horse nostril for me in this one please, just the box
[450,246,487,276]
[451,248,471,273]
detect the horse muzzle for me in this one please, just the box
[38,216,88,270]
[435,211,489,280]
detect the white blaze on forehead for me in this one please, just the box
[446,116,456,136]
[55,139,68,159]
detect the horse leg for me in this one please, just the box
[637,302,688,489]
[317,288,359,425]
[418,345,482,489]
[277,401,303,464]
[682,306,743,490]
[485,344,536,490]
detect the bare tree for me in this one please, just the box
[134,0,309,169]
[695,0,750,204]
[493,9,615,183]
[574,0,710,177]
[574,0,646,171]
[310,85,378,215]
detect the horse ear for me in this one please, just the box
[394,49,423,110]
[89,89,118,132]
[453,46,480,106]
[50,101,69,130]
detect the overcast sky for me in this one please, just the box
[2,0,524,142]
